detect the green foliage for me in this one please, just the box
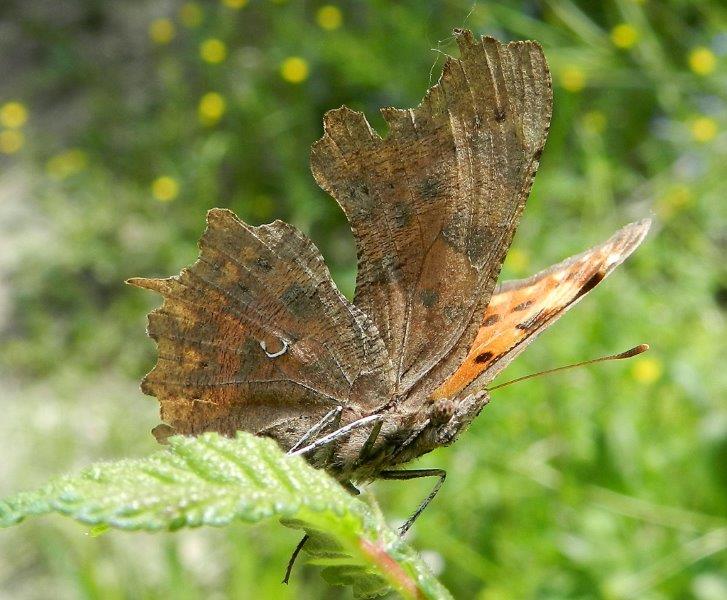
[0,431,451,600]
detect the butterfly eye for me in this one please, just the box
[429,398,455,424]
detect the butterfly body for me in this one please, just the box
[129,30,649,498]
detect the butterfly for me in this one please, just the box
[128,30,650,555]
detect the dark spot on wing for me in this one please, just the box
[420,289,439,308]
[494,106,506,122]
[466,226,491,265]
[369,253,404,285]
[347,182,373,220]
[255,257,272,272]
[235,283,253,303]
[474,351,494,364]
[393,202,412,228]
[419,175,446,201]
[575,271,606,299]
[482,314,500,327]
[281,282,313,317]
[513,300,533,311]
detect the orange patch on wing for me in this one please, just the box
[433,268,577,399]
[432,219,650,399]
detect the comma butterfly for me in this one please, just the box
[129,30,650,562]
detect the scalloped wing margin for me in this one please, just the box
[311,30,552,401]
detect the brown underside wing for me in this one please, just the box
[128,210,395,448]
[311,30,552,404]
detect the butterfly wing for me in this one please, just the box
[311,31,552,399]
[129,209,395,445]
[433,219,651,400]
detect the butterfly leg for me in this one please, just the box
[357,418,383,463]
[282,534,309,584]
[287,406,343,454]
[290,414,383,457]
[282,480,360,584]
[378,469,447,536]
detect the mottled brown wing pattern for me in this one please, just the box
[311,31,552,399]
[433,219,651,400]
[128,208,394,445]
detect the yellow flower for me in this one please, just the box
[198,92,227,125]
[0,101,28,129]
[149,18,175,45]
[200,38,227,64]
[280,57,309,83]
[152,176,180,202]
[560,66,586,92]
[504,248,529,274]
[656,184,692,219]
[611,23,638,49]
[46,149,88,179]
[691,116,717,142]
[688,47,716,76]
[631,357,663,384]
[222,0,248,8]
[0,130,24,154]
[317,5,343,31]
[582,110,607,134]
[180,3,203,27]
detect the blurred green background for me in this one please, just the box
[0,0,725,598]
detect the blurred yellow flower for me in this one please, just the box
[152,176,180,202]
[631,357,663,384]
[688,47,716,76]
[46,149,88,179]
[560,66,586,92]
[656,184,692,219]
[611,23,638,49]
[504,248,529,274]
[317,5,343,31]
[280,57,309,83]
[0,130,24,154]
[691,116,717,142]
[200,38,227,64]
[0,101,28,129]
[582,110,607,134]
[223,0,248,8]
[180,3,203,27]
[198,92,227,125]
[149,18,176,45]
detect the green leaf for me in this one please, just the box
[0,432,451,600]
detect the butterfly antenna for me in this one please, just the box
[487,344,649,392]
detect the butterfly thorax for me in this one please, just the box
[318,390,491,483]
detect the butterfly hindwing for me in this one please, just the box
[310,31,552,399]
[128,209,395,445]
[434,219,651,400]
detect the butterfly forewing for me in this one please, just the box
[310,31,553,399]
[434,219,651,400]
